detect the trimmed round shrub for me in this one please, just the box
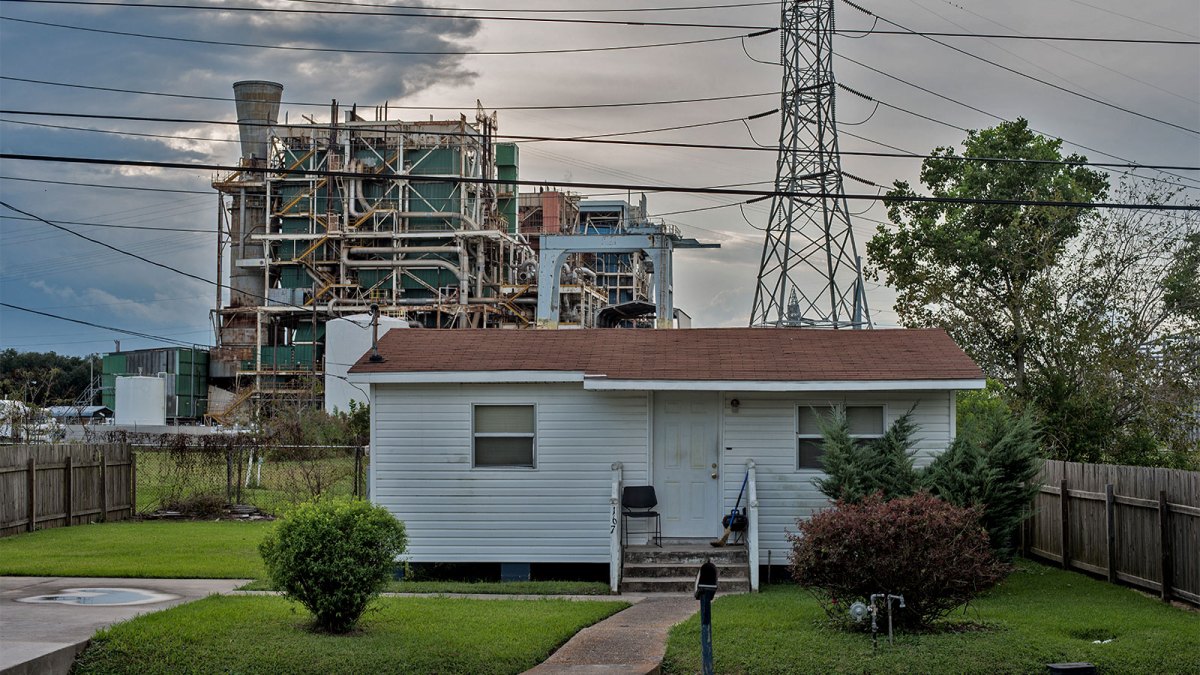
[788,492,1008,629]
[259,498,406,633]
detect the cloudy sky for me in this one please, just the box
[1,0,1197,356]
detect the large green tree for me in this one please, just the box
[0,349,101,406]
[869,120,1199,467]
[869,118,1109,396]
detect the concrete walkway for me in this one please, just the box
[4,578,703,675]
[0,576,247,675]
[524,595,699,675]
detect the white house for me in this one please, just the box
[350,328,985,591]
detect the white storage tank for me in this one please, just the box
[324,314,407,414]
[114,376,167,426]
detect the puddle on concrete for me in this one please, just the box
[17,587,178,606]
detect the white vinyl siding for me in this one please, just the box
[473,404,535,468]
[722,391,954,568]
[370,383,957,569]
[372,383,649,563]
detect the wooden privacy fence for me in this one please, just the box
[0,444,134,538]
[1025,460,1200,605]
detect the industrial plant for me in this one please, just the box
[96,81,715,425]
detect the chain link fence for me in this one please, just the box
[84,432,366,516]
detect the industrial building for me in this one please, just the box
[100,347,209,421]
[95,79,717,424]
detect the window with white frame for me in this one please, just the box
[473,404,536,468]
[797,405,885,469]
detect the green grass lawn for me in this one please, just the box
[0,521,269,578]
[238,578,612,595]
[73,595,628,675]
[1,521,610,595]
[663,561,1199,674]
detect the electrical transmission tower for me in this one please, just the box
[750,0,871,329]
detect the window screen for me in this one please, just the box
[797,405,884,469]
[474,404,535,468]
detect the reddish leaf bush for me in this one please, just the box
[788,492,1009,629]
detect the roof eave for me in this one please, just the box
[350,370,985,391]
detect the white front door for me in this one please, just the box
[653,391,721,538]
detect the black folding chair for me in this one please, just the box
[622,485,661,548]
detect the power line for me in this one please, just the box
[0,16,765,56]
[0,200,215,286]
[0,117,242,146]
[830,51,1200,187]
[840,28,1198,45]
[0,302,201,347]
[1057,0,1199,40]
[0,75,779,111]
[4,152,1197,210]
[841,0,1199,136]
[7,76,1195,182]
[2,213,213,233]
[6,108,1197,172]
[14,0,1196,44]
[918,0,1197,107]
[256,0,783,15]
[835,84,1198,190]
[2,0,775,31]
[0,174,213,195]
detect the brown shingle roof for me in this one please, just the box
[349,328,983,382]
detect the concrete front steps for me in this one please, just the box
[620,541,750,594]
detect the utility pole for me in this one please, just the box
[750,0,871,329]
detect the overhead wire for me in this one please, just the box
[5,108,1198,173]
[0,174,214,195]
[1,0,777,31]
[1056,0,1199,40]
[919,0,1198,106]
[0,302,203,347]
[2,213,214,233]
[8,1,1195,44]
[0,75,780,112]
[4,152,1196,211]
[829,51,1200,187]
[839,0,1198,136]
[0,16,768,56]
[833,84,1198,190]
[0,200,369,326]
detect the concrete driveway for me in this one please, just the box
[0,576,247,675]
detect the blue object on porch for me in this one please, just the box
[501,563,531,582]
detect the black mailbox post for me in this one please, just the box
[694,560,719,675]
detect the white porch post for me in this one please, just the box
[746,459,759,591]
[609,461,623,593]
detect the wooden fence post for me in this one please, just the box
[27,457,37,532]
[64,455,73,527]
[1105,483,1116,583]
[1060,479,1071,569]
[99,448,108,523]
[130,453,137,516]
[1159,490,1172,602]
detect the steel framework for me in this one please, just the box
[750,0,870,328]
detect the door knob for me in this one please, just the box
[711,472,719,479]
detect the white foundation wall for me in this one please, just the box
[719,390,956,569]
[371,382,650,563]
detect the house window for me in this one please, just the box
[797,405,885,470]
[473,404,536,468]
